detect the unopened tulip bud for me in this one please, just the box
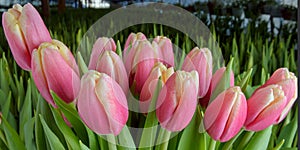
[140,62,174,113]
[204,86,247,142]
[200,67,234,108]
[2,3,51,70]
[88,37,116,69]
[245,85,287,131]
[77,71,128,135]
[31,40,80,106]
[255,68,297,123]
[153,36,174,67]
[182,47,212,98]
[124,32,146,54]
[94,50,129,94]
[156,70,199,131]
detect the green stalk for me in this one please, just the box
[107,134,117,150]
[209,139,216,150]
[236,131,254,150]
[155,128,171,150]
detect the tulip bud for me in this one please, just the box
[140,62,174,113]
[77,70,128,135]
[2,3,51,70]
[245,85,287,131]
[124,32,146,55]
[125,40,161,93]
[257,68,297,123]
[94,50,129,94]
[31,40,80,107]
[88,37,116,69]
[182,47,212,98]
[153,36,174,67]
[200,67,235,108]
[204,86,247,142]
[156,70,199,131]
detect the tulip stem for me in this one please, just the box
[208,139,216,150]
[155,128,171,150]
[106,134,117,150]
[236,131,254,150]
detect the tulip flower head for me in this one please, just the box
[182,47,212,98]
[88,37,116,69]
[153,36,175,67]
[2,3,52,70]
[258,68,297,123]
[124,32,147,55]
[94,50,129,94]
[140,62,174,113]
[31,40,80,107]
[245,85,287,131]
[156,70,199,131]
[204,86,247,142]
[77,71,128,136]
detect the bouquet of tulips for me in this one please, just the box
[0,3,298,150]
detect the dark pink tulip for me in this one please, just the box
[245,85,287,131]
[204,86,247,142]
[140,62,174,113]
[182,47,212,98]
[123,32,146,55]
[2,3,51,70]
[153,36,174,67]
[254,68,297,123]
[88,37,116,69]
[31,40,80,107]
[125,40,160,93]
[94,50,129,94]
[156,70,199,131]
[77,71,128,135]
[199,67,235,108]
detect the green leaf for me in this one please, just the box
[244,126,272,150]
[77,51,88,75]
[238,68,253,92]
[19,79,32,142]
[277,111,298,148]
[177,106,206,150]
[116,126,136,150]
[50,106,81,150]
[116,40,123,59]
[80,140,90,150]
[51,91,89,145]
[39,115,66,150]
[24,118,35,150]
[0,114,26,150]
[35,96,47,150]
[86,127,99,149]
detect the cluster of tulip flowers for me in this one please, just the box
[2,2,298,147]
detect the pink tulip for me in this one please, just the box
[94,50,129,94]
[125,40,161,93]
[153,36,174,67]
[156,70,199,131]
[88,37,116,69]
[77,70,128,135]
[2,3,51,70]
[123,32,146,55]
[257,68,297,123]
[199,67,235,108]
[204,86,247,142]
[245,85,287,131]
[140,62,174,113]
[182,47,212,98]
[31,40,80,107]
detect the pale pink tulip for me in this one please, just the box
[153,36,174,67]
[88,37,116,69]
[123,32,146,55]
[199,67,235,108]
[2,3,51,70]
[204,86,247,142]
[94,50,129,94]
[245,85,287,131]
[140,62,174,113]
[257,68,297,123]
[77,70,128,135]
[182,47,212,98]
[31,40,80,107]
[156,70,199,131]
